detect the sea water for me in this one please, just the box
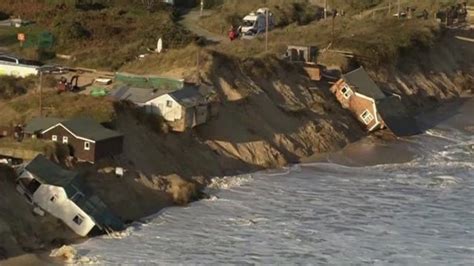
[74,100,474,265]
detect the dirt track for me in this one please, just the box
[180,10,227,43]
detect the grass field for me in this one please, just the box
[2,91,116,125]
[0,1,196,70]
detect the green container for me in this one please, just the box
[90,87,109,97]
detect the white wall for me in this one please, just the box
[32,185,96,237]
[0,63,38,78]
[145,94,183,122]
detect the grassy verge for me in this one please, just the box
[3,91,115,125]
[197,0,322,35]
[0,1,196,70]
[210,16,440,68]
[0,137,54,152]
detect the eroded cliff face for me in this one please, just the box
[114,30,473,187]
[1,30,473,261]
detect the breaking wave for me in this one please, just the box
[73,101,474,265]
[207,174,253,190]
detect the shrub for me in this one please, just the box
[0,10,9,20]
[0,76,35,100]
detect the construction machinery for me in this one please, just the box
[57,75,80,93]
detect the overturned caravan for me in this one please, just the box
[15,155,124,237]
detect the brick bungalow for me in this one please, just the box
[40,117,123,162]
[331,67,421,136]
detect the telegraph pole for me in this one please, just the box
[324,0,328,19]
[265,10,269,52]
[38,70,43,117]
[200,0,204,17]
[397,0,401,18]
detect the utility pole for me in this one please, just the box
[200,0,204,17]
[38,71,43,117]
[196,49,200,84]
[265,10,269,52]
[388,0,392,16]
[324,0,328,19]
[397,0,401,19]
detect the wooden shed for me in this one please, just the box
[40,118,123,163]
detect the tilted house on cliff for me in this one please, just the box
[110,84,215,132]
[33,117,123,163]
[330,67,421,136]
[15,155,124,236]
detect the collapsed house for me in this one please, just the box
[15,155,124,237]
[285,45,321,81]
[330,67,421,137]
[110,84,216,132]
[24,117,123,163]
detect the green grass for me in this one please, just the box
[0,137,55,153]
[5,92,116,125]
[209,16,439,68]
[0,2,196,70]
[198,0,321,35]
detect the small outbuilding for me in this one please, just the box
[330,67,421,136]
[39,117,123,163]
[285,45,321,81]
[110,84,214,132]
[15,155,124,236]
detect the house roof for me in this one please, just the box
[342,67,386,100]
[376,96,422,137]
[24,117,65,134]
[168,85,205,107]
[25,155,77,187]
[74,192,125,231]
[55,117,122,142]
[110,85,172,104]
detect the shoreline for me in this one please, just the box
[3,98,473,265]
[1,23,473,263]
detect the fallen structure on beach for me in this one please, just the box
[330,67,421,137]
[15,155,124,236]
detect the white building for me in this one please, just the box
[15,155,124,237]
[111,85,214,132]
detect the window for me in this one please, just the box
[360,110,375,125]
[62,136,68,144]
[84,142,90,151]
[166,100,173,108]
[73,214,84,225]
[52,135,58,142]
[71,192,84,202]
[341,85,353,99]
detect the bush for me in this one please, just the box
[0,76,35,100]
[347,0,383,11]
[0,10,9,20]
[55,21,91,41]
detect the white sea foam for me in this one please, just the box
[73,105,474,265]
[207,174,253,190]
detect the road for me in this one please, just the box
[179,10,227,43]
